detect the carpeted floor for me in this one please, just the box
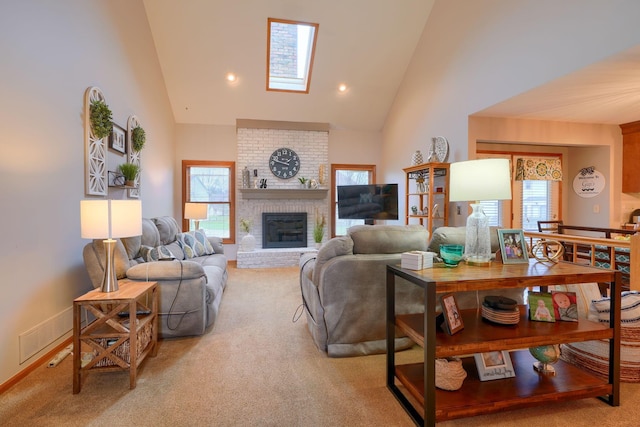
[1,265,639,426]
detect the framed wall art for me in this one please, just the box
[497,229,529,264]
[109,122,126,154]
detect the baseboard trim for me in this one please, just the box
[0,337,72,395]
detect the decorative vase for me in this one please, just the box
[240,234,256,252]
[426,138,438,162]
[411,150,423,165]
[315,242,322,249]
[242,166,250,188]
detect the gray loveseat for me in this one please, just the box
[299,224,430,357]
[299,224,526,357]
[83,216,228,338]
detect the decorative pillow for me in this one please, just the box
[176,230,215,259]
[194,229,215,255]
[139,245,176,262]
[589,291,640,325]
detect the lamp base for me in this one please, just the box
[465,257,492,267]
[101,239,119,293]
[464,203,492,264]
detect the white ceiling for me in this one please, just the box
[474,45,640,126]
[143,1,640,132]
[143,0,435,131]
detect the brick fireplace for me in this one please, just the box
[236,121,329,268]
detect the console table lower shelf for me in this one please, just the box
[393,350,612,422]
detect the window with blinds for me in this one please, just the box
[477,152,561,229]
[520,180,559,231]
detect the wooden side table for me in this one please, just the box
[73,280,158,393]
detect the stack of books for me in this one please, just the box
[401,251,434,270]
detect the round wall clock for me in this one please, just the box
[269,147,300,179]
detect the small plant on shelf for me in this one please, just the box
[117,162,140,186]
[89,99,113,139]
[239,218,252,234]
[298,176,308,188]
[131,126,146,152]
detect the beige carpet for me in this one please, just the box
[1,265,640,426]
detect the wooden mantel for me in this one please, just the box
[240,188,328,200]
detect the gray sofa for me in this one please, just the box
[299,224,430,357]
[299,224,525,357]
[83,216,228,338]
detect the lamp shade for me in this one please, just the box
[184,202,207,220]
[80,199,142,239]
[449,158,512,202]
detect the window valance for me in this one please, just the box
[514,157,563,181]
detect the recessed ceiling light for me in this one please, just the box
[226,73,237,82]
[338,83,347,92]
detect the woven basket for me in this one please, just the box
[94,321,153,368]
[435,358,467,391]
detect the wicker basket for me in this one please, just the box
[94,321,153,368]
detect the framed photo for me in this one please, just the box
[109,123,126,154]
[474,351,516,381]
[497,229,529,264]
[440,293,464,335]
[528,292,556,322]
[551,291,578,322]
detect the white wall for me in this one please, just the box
[472,117,624,227]
[382,0,640,225]
[0,0,175,386]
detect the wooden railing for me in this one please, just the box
[524,231,640,292]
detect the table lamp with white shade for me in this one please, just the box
[184,202,207,230]
[449,158,512,264]
[80,199,142,292]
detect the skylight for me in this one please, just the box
[267,18,319,93]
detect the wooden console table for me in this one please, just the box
[73,280,158,393]
[386,261,620,426]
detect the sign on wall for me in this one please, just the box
[572,166,605,198]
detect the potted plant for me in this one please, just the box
[117,162,140,187]
[89,99,113,139]
[131,126,146,152]
[298,176,309,188]
[313,210,326,247]
[239,218,256,251]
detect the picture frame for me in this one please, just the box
[551,290,578,322]
[497,229,529,264]
[474,351,516,381]
[440,293,464,335]
[109,122,126,154]
[528,291,556,323]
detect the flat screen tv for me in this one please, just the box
[337,184,399,224]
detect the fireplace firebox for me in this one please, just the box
[262,213,307,248]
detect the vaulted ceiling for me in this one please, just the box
[143,1,640,132]
[143,0,435,131]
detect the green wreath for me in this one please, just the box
[89,100,113,139]
[131,126,146,152]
